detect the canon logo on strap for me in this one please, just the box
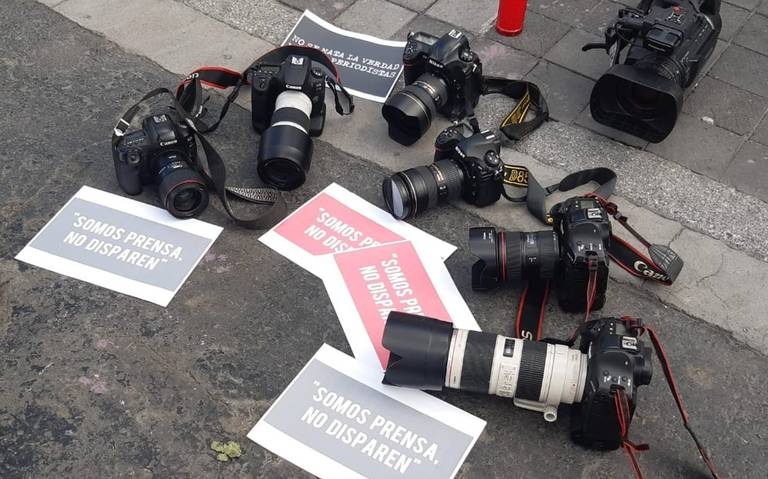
[633,260,670,282]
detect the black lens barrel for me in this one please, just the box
[382,159,464,220]
[382,73,448,146]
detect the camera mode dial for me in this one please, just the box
[484,151,500,167]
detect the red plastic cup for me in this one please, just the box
[496,0,527,36]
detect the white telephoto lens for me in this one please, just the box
[271,90,313,134]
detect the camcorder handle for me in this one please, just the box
[175,45,355,134]
[501,166,684,341]
[112,88,287,229]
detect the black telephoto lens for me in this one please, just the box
[470,227,560,290]
[157,155,209,219]
[382,159,464,220]
[382,73,448,146]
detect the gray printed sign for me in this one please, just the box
[283,10,406,102]
[15,186,222,306]
[248,345,485,479]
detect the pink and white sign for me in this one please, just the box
[260,183,478,369]
[260,184,455,277]
[327,241,476,368]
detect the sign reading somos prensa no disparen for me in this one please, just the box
[283,10,406,102]
[249,344,485,479]
[15,186,222,306]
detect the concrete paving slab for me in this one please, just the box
[523,61,595,123]
[646,113,742,178]
[483,11,571,57]
[724,140,768,201]
[335,0,416,39]
[55,0,275,75]
[760,0,768,15]
[649,228,768,353]
[752,112,768,146]
[517,121,768,262]
[574,0,627,34]
[543,28,611,81]
[178,0,301,45]
[718,1,751,41]
[470,38,538,79]
[394,14,475,41]
[276,0,355,20]
[528,0,602,27]
[388,0,436,11]
[683,75,768,136]
[426,0,498,33]
[710,44,768,98]
[734,12,768,57]
[725,0,760,9]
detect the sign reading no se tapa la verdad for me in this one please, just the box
[283,10,406,103]
[16,186,222,306]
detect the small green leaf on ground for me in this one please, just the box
[211,440,242,461]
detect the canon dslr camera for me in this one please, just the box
[382,312,653,450]
[585,0,721,142]
[251,54,328,190]
[382,124,503,220]
[113,109,209,218]
[382,30,482,146]
[471,196,611,312]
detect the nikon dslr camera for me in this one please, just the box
[471,196,611,313]
[382,124,503,220]
[251,54,328,190]
[382,30,482,145]
[112,109,209,218]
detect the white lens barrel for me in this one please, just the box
[271,90,312,134]
[444,331,587,422]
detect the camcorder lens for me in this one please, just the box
[382,312,587,422]
[157,154,209,219]
[382,159,464,220]
[470,227,560,290]
[382,73,449,146]
[258,90,314,190]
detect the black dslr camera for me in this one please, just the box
[470,196,611,312]
[112,109,209,218]
[382,123,503,220]
[251,54,328,190]
[584,0,721,142]
[382,29,482,145]
[382,312,653,450]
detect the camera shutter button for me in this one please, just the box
[311,67,324,78]
[484,151,500,167]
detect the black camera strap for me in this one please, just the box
[112,88,287,229]
[507,167,683,340]
[175,46,354,134]
[462,76,549,141]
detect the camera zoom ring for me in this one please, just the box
[459,331,497,394]
[432,160,464,203]
[505,232,523,283]
[516,341,547,401]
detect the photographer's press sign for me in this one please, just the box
[260,183,478,368]
[283,10,406,102]
[15,186,222,306]
[248,344,485,479]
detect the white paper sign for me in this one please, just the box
[248,344,485,479]
[15,186,222,306]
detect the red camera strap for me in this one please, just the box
[613,317,721,479]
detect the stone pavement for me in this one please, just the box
[1,0,767,478]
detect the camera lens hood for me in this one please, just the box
[382,312,453,391]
